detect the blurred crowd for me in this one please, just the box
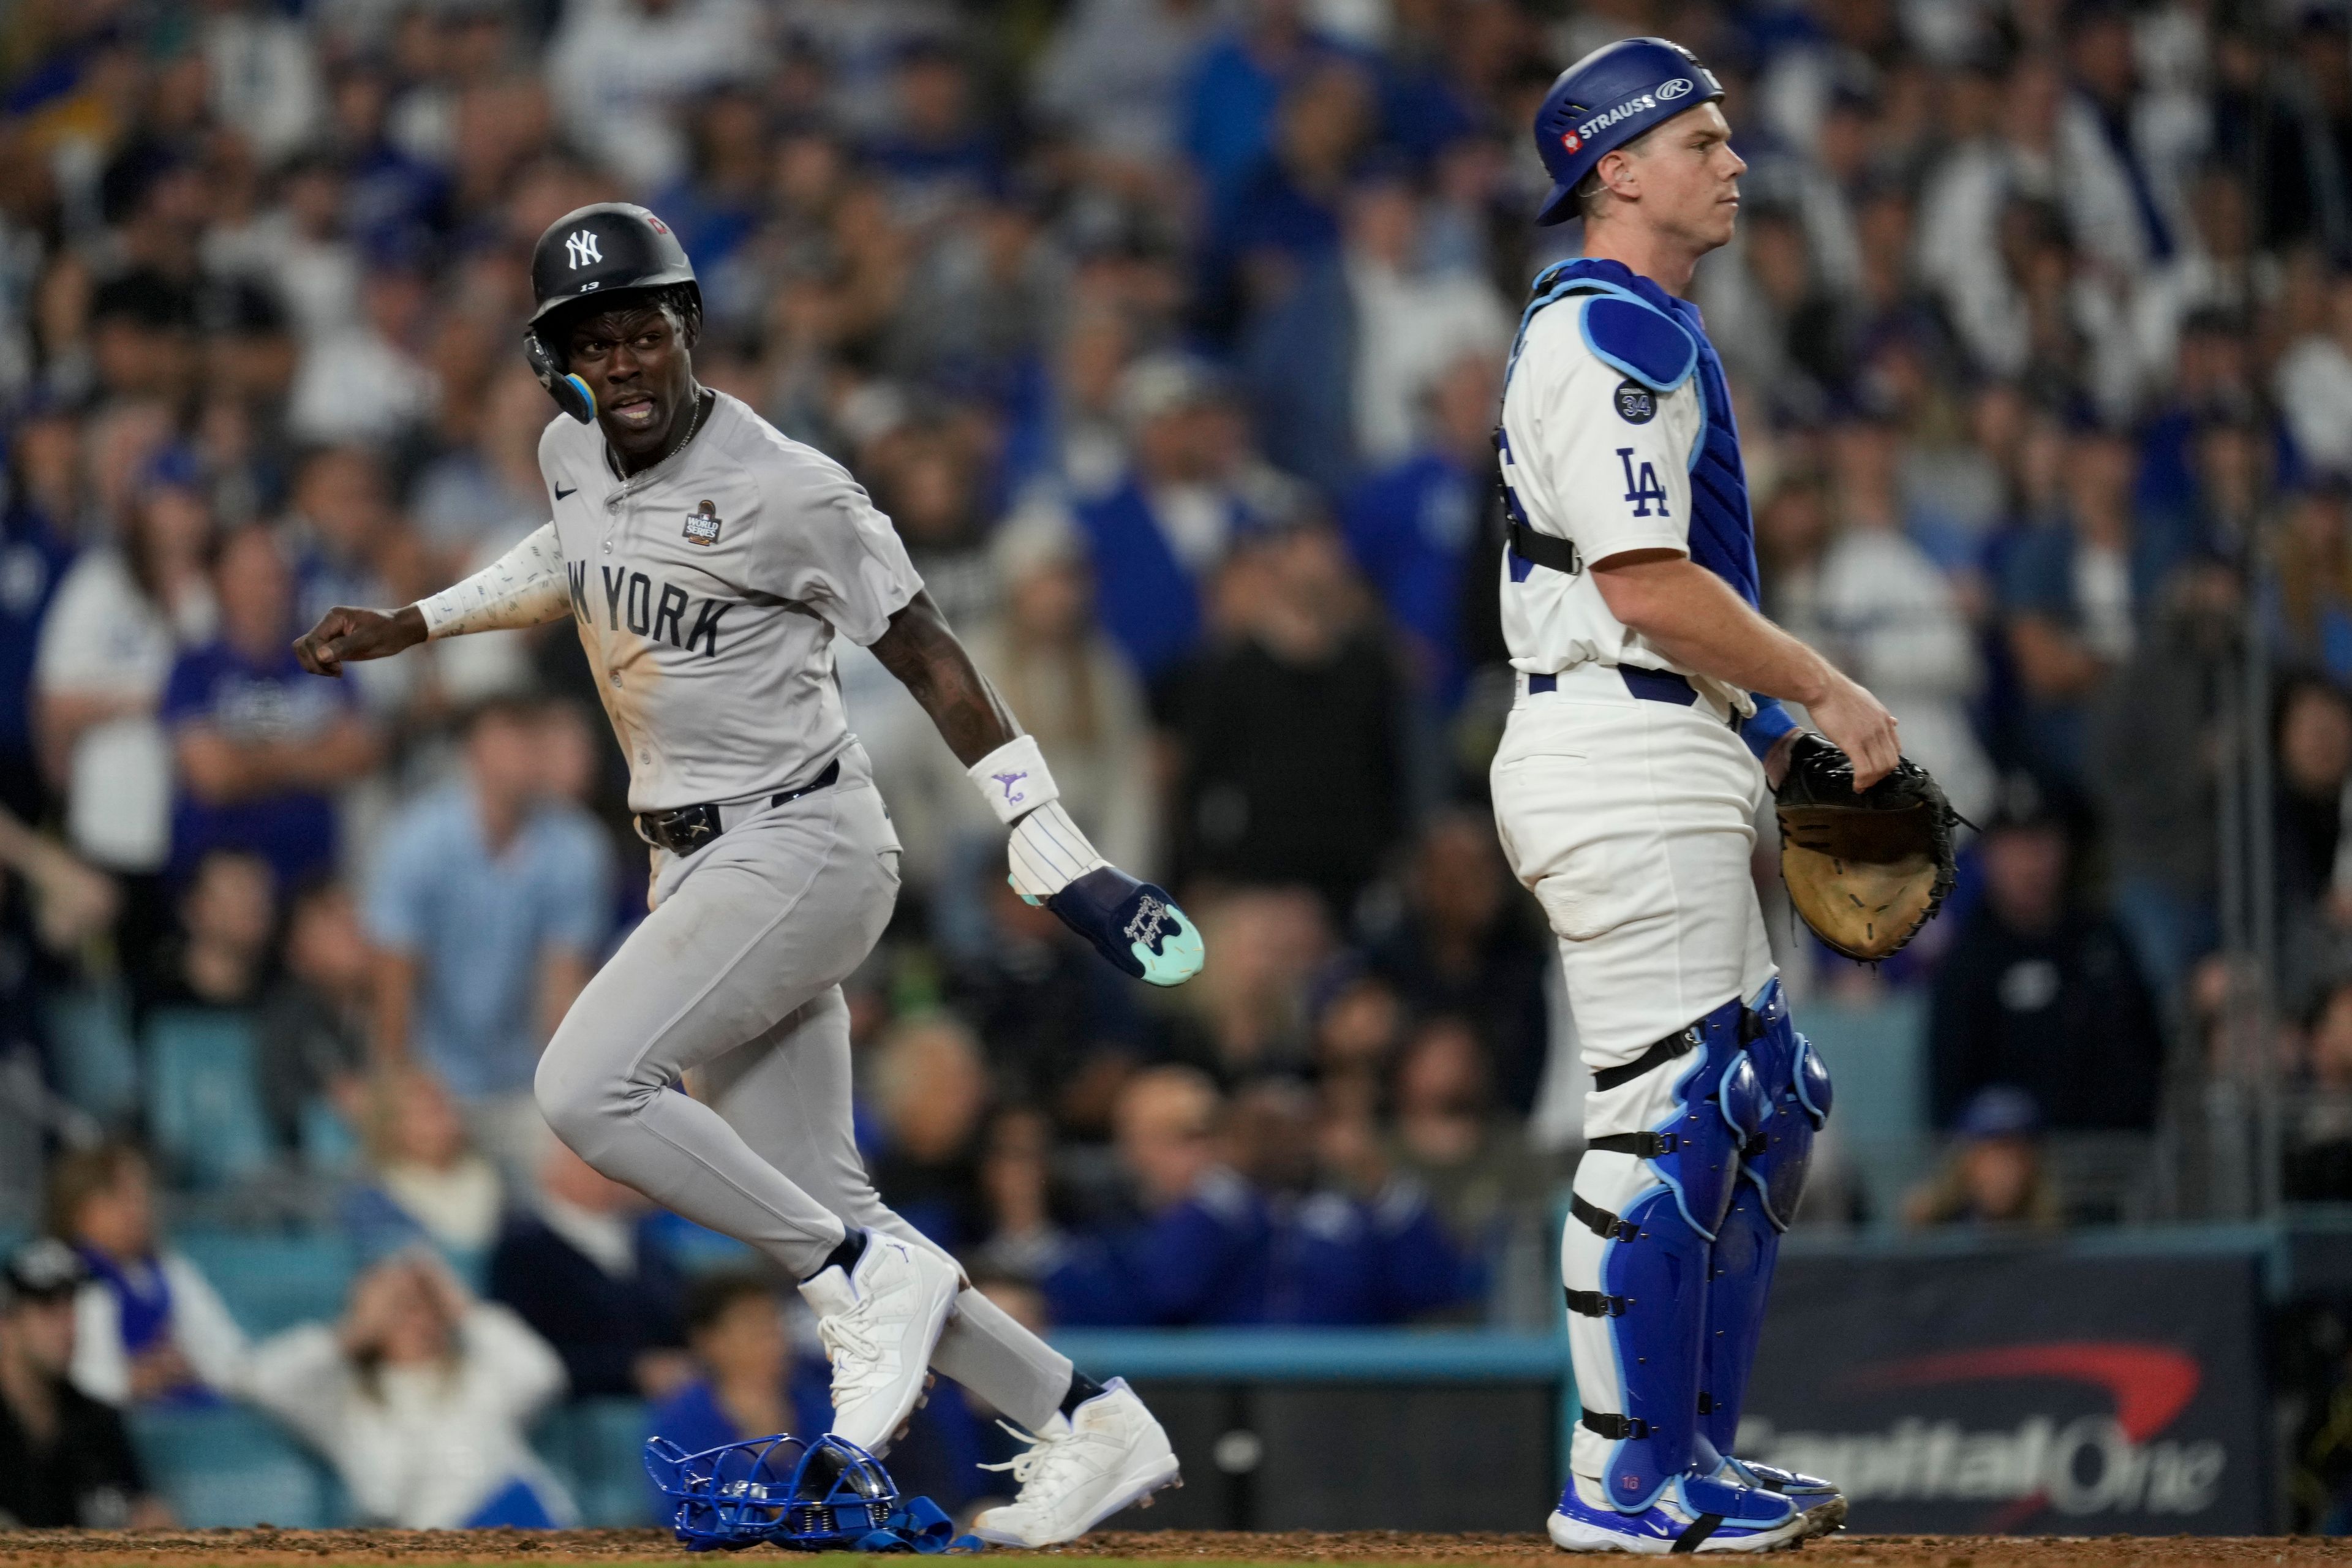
[13,0,2352,1523]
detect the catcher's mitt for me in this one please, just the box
[1774,734,1960,962]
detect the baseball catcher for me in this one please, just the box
[1489,37,1927,1553]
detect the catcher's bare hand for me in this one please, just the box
[293,604,426,677]
[1804,671,1899,790]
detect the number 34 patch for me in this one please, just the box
[1613,378,1656,424]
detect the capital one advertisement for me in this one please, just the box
[1738,1251,2269,1534]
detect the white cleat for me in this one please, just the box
[970,1378,1183,1547]
[798,1234,961,1456]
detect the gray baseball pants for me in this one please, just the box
[533,743,1071,1430]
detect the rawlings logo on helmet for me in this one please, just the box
[1657,77,1694,100]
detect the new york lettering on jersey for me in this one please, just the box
[564,560,732,656]
[533,390,925,815]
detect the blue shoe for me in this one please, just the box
[1546,1471,1805,1554]
[1714,1455,1846,1538]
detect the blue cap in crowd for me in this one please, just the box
[1532,37,1724,226]
[1955,1085,2044,1142]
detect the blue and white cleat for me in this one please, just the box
[1547,1472,1807,1555]
[1713,1455,1845,1538]
[1026,866,1205,987]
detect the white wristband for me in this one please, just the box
[967,735,1060,826]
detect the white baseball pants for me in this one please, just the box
[1490,666,1779,1480]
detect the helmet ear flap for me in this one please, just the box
[523,328,595,424]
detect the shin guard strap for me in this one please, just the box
[1591,1028,1698,1093]
[1589,1131,1681,1158]
[1581,1410,1653,1441]
[1672,1515,1724,1553]
[1571,1193,1639,1242]
[1564,1287,1632,1317]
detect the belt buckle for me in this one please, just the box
[647,803,720,854]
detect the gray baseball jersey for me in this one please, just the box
[539,390,925,814]
[404,382,1080,1438]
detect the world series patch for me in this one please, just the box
[1614,379,1656,424]
[684,500,722,545]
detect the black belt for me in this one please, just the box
[1526,666,1704,707]
[636,758,841,856]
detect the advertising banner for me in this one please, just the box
[1740,1250,2269,1534]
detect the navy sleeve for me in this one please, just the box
[1999,526,2073,619]
[1125,1200,1254,1325]
[157,650,212,727]
[1370,1185,1476,1322]
[1041,1238,1142,1327]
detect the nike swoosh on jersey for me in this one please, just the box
[555,486,577,499]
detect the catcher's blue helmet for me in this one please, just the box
[644,1431,967,1554]
[1533,37,1724,225]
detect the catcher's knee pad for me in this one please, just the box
[1740,976,1832,1229]
[1567,996,1766,1510]
[1697,977,1833,1458]
[1588,993,1764,1238]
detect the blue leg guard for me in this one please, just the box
[1698,976,1832,1467]
[1566,996,1768,1513]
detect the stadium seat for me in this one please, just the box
[1797,990,1930,1217]
[175,1229,359,1338]
[534,1396,658,1526]
[299,1096,362,1171]
[128,1403,344,1527]
[2045,1131,2160,1225]
[143,1009,276,1190]
[41,983,140,1128]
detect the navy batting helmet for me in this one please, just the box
[1532,38,1724,227]
[523,202,701,423]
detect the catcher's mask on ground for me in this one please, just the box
[643,1430,967,1553]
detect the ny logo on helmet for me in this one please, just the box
[565,231,602,270]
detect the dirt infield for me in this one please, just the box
[0,1532,2347,1568]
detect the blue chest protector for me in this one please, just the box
[1501,258,1794,759]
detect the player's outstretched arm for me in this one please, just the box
[293,522,571,677]
[872,593,1204,986]
[1591,547,1901,790]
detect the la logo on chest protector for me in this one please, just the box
[683,500,722,546]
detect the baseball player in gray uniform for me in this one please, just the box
[293,204,1195,1546]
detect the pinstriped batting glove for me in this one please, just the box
[968,737,1205,987]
